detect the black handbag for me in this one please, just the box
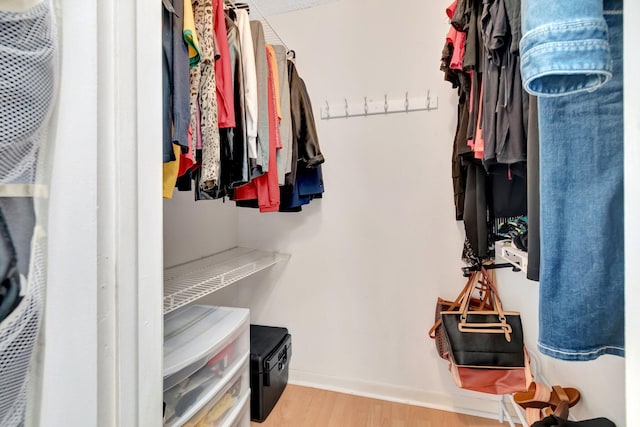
[441,267,525,368]
[428,270,494,360]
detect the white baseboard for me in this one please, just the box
[288,369,518,422]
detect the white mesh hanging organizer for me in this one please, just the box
[0,2,56,185]
[0,1,58,426]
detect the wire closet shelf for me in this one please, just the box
[164,247,288,314]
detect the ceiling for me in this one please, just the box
[248,0,338,16]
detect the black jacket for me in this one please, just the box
[286,61,324,188]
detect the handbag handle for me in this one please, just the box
[428,270,494,339]
[459,266,497,313]
[428,272,484,339]
[458,265,513,342]
[458,269,482,315]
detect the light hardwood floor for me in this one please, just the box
[250,385,504,427]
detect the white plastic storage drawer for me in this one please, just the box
[163,305,250,391]
[229,391,251,427]
[166,361,250,427]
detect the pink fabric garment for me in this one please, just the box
[450,31,466,70]
[446,0,457,19]
[446,26,456,44]
[446,0,466,71]
[473,81,485,159]
[213,0,235,128]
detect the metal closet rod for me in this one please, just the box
[461,263,521,277]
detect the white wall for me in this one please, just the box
[164,0,628,423]
[163,192,239,268]
[231,0,513,418]
[220,0,625,423]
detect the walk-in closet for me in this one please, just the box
[0,0,637,426]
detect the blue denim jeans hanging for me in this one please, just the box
[520,0,615,96]
[521,0,624,361]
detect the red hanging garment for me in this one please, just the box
[213,0,235,127]
[233,46,281,212]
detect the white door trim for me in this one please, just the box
[96,0,163,425]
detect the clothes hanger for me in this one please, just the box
[224,0,249,19]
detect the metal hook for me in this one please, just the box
[344,99,349,117]
[364,96,368,116]
[384,94,388,114]
[426,90,439,111]
[405,92,410,112]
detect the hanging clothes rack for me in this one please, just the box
[320,91,439,120]
[461,262,521,277]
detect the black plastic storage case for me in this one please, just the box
[250,325,292,422]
